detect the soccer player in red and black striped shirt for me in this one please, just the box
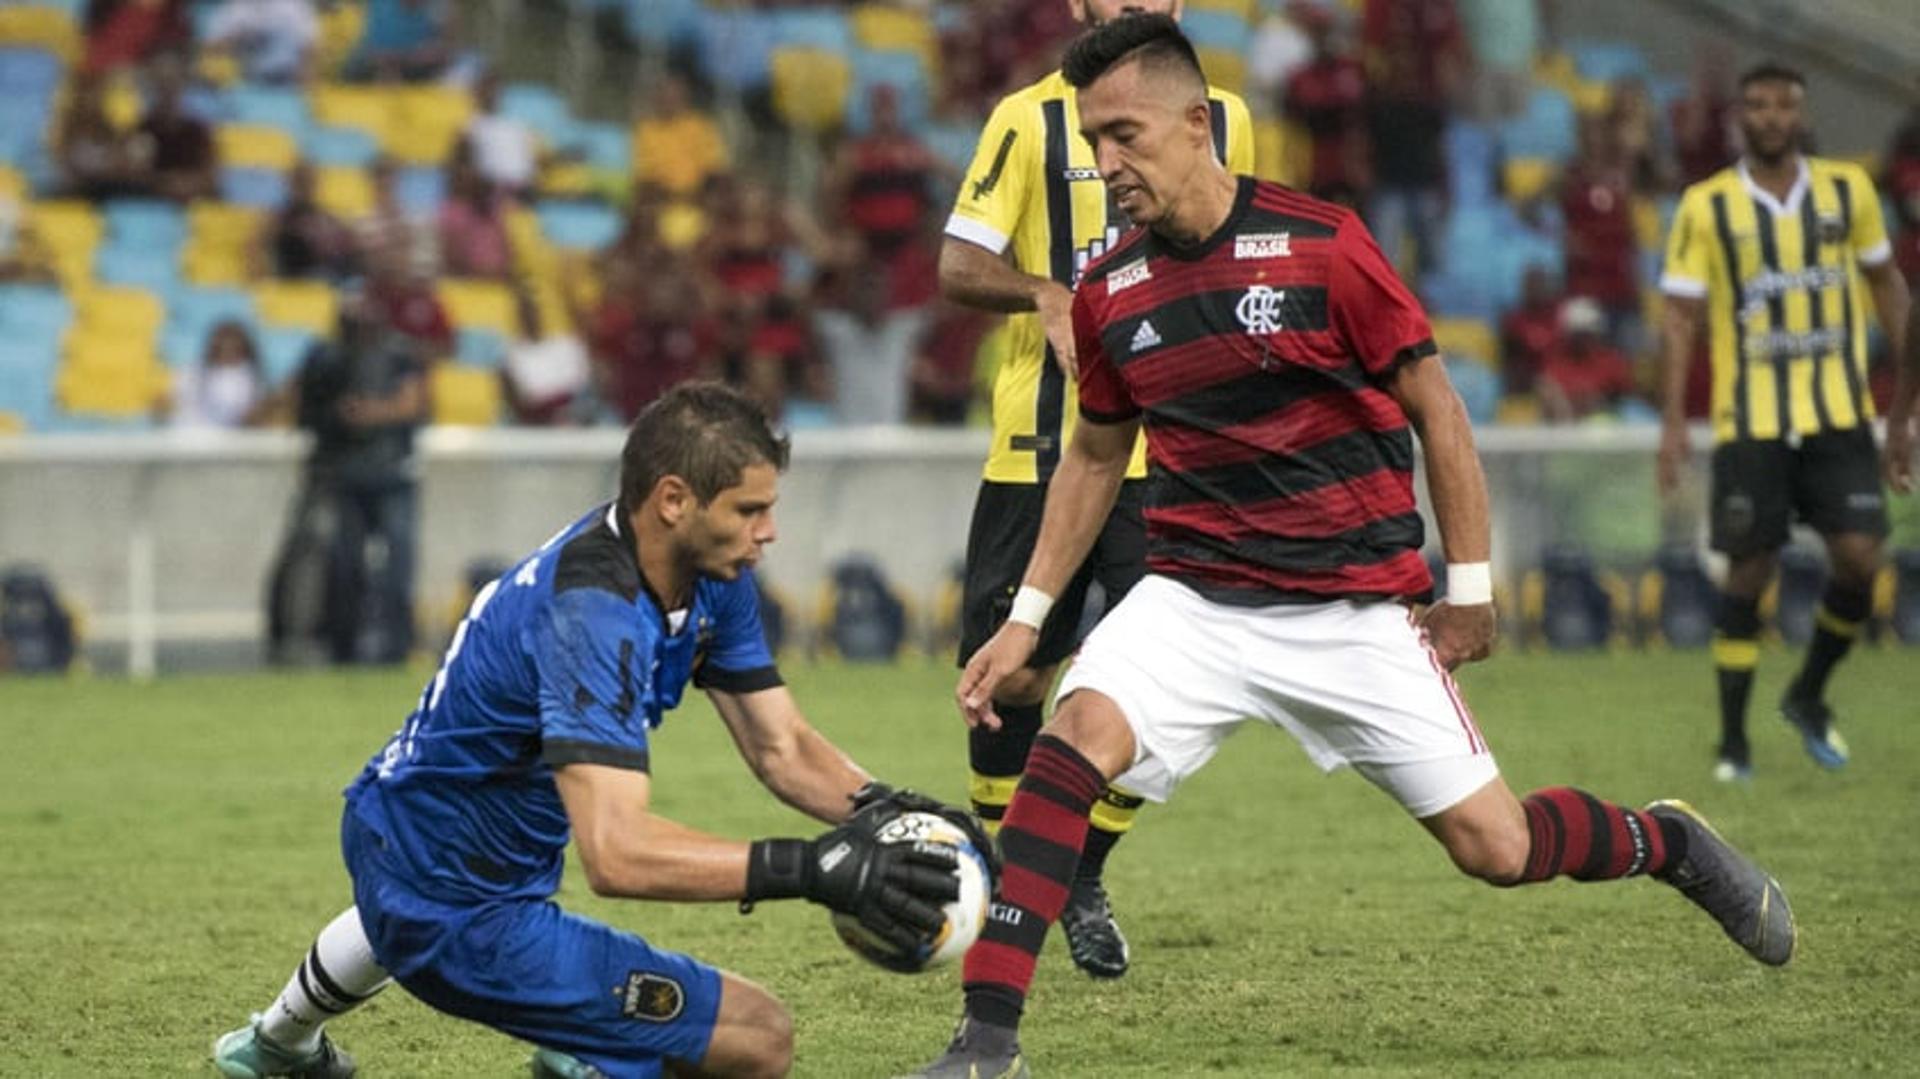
[906,16,1798,1079]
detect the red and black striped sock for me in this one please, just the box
[1516,787,1686,883]
[962,734,1106,1031]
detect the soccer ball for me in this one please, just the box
[831,811,993,974]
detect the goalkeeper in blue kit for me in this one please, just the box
[213,382,990,1079]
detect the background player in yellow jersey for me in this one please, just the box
[940,0,1252,979]
[1657,62,1911,782]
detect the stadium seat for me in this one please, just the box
[536,200,621,252]
[850,4,935,72]
[438,279,517,337]
[92,244,179,291]
[1180,9,1247,51]
[103,199,187,247]
[314,0,364,76]
[168,286,254,340]
[0,46,62,94]
[845,50,930,134]
[385,85,474,166]
[499,82,572,137]
[76,285,164,336]
[220,166,291,209]
[1568,39,1650,84]
[569,122,631,176]
[1500,87,1578,162]
[622,0,699,47]
[257,326,316,384]
[315,164,376,218]
[1443,357,1500,425]
[0,6,77,62]
[217,123,302,171]
[1195,47,1247,95]
[768,7,852,52]
[221,85,311,135]
[771,47,852,133]
[0,283,72,336]
[57,330,168,416]
[252,281,338,333]
[311,83,394,144]
[1502,158,1557,204]
[455,326,506,369]
[429,364,503,426]
[393,166,446,216]
[696,6,775,93]
[182,203,262,286]
[1185,0,1257,13]
[302,124,381,168]
[1430,318,1499,369]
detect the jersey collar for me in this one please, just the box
[1737,156,1809,218]
[606,500,692,636]
[1151,175,1256,262]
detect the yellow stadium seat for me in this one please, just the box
[34,201,104,291]
[1496,394,1543,425]
[1186,0,1256,14]
[430,364,503,426]
[1570,78,1613,116]
[437,279,517,337]
[850,5,936,74]
[183,203,262,285]
[0,166,25,200]
[1254,118,1309,189]
[57,331,169,415]
[384,85,473,165]
[196,48,241,87]
[315,0,365,77]
[1631,195,1662,252]
[1532,51,1580,95]
[1431,318,1499,368]
[76,286,164,335]
[0,410,23,435]
[217,124,301,171]
[0,6,78,61]
[315,165,375,218]
[1195,47,1247,95]
[770,48,851,134]
[312,83,393,143]
[252,281,338,332]
[1503,158,1558,203]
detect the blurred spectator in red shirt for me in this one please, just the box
[1670,51,1736,188]
[911,302,989,425]
[1884,103,1920,286]
[824,85,947,261]
[588,257,717,421]
[82,0,188,74]
[365,240,453,359]
[437,149,514,280]
[1499,263,1563,394]
[1560,114,1640,346]
[1538,298,1638,422]
[1362,0,1464,274]
[1283,3,1371,207]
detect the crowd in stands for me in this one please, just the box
[0,0,1916,437]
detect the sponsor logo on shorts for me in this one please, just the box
[621,972,685,1023]
[1234,231,1291,259]
[1108,259,1151,294]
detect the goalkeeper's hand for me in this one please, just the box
[850,781,1001,886]
[744,823,961,954]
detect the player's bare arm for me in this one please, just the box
[957,413,1140,728]
[1888,295,1920,494]
[1389,354,1496,668]
[939,238,1078,377]
[706,684,872,824]
[1657,293,1705,497]
[552,763,755,900]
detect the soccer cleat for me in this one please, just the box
[211,1015,356,1079]
[1779,695,1849,769]
[898,1018,1030,1079]
[1059,878,1130,979]
[1647,800,1795,966]
[529,1048,607,1079]
[1712,757,1753,784]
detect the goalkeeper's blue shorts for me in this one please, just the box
[341,809,724,1079]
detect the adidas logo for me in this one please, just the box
[1130,319,1162,353]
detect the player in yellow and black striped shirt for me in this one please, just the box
[940,0,1252,981]
[1658,61,1911,782]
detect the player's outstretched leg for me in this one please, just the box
[1778,578,1870,770]
[1645,800,1796,965]
[213,908,389,1079]
[529,1047,606,1078]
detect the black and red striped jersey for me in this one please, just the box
[1072,177,1437,606]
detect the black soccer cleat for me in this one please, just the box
[1059,878,1130,979]
[898,1017,1029,1079]
[1779,694,1850,769]
[1647,800,1795,966]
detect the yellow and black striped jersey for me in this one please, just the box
[1661,157,1893,444]
[946,70,1255,484]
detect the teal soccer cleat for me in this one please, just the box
[211,1015,356,1079]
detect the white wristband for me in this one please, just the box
[1008,585,1056,630]
[1446,562,1493,606]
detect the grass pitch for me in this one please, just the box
[2,648,1918,1077]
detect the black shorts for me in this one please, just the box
[959,479,1148,670]
[1709,427,1890,558]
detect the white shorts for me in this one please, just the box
[1055,575,1498,817]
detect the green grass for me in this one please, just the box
[3,649,1918,1077]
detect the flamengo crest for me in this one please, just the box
[1235,286,1286,334]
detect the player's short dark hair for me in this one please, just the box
[1062,12,1204,93]
[1739,60,1805,92]
[619,381,790,507]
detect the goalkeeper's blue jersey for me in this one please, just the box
[344,501,780,904]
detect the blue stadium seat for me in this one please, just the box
[697,7,776,92]
[0,284,72,336]
[1444,356,1501,425]
[1567,39,1650,84]
[1499,87,1577,163]
[499,82,572,136]
[623,0,700,48]
[301,124,380,167]
[536,200,621,251]
[0,47,61,94]
[1418,271,1497,322]
[257,326,317,385]
[456,326,506,369]
[393,166,446,215]
[169,286,254,340]
[222,85,311,136]
[1444,121,1498,208]
[103,199,188,246]
[93,244,180,291]
[0,339,59,428]
[768,7,852,52]
[1179,9,1246,51]
[570,122,630,175]
[844,50,930,135]
[220,166,290,208]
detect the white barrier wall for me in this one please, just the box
[3,424,1913,676]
